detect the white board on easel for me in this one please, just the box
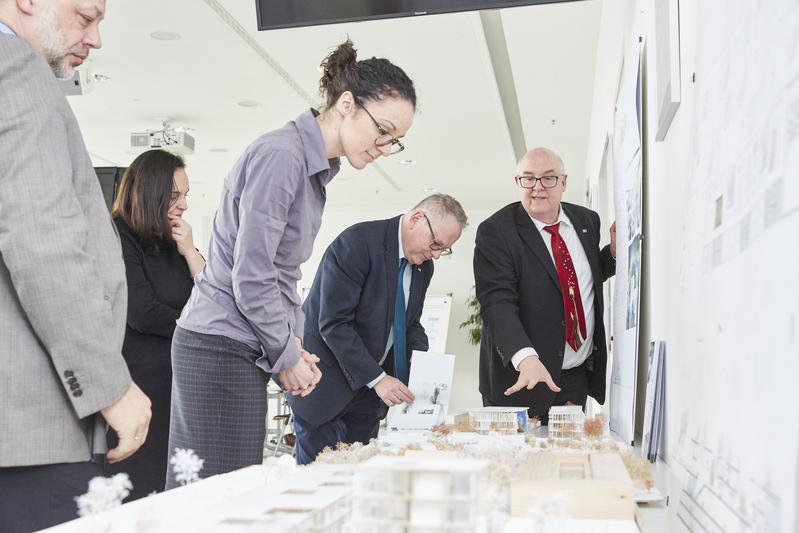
[420,294,452,354]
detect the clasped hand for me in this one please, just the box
[276,337,322,397]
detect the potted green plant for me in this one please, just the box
[459,288,482,346]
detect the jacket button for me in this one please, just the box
[72,389,83,398]
[104,295,110,301]
[561,321,566,327]
[68,377,77,385]
[63,370,74,379]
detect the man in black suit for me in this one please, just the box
[474,147,616,422]
[289,194,467,464]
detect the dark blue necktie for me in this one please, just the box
[393,258,409,384]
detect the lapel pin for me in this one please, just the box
[581,228,588,233]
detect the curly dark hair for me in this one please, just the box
[318,38,416,110]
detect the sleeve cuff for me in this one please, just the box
[255,331,301,374]
[366,372,386,389]
[511,347,538,371]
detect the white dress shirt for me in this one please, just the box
[366,217,411,388]
[511,207,596,371]
[0,21,16,35]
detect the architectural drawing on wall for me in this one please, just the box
[626,187,642,240]
[674,429,782,533]
[654,0,681,141]
[641,341,665,463]
[625,236,641,330]
[609,37,642,446]
[668,1,799,531]
[420,294,453,354]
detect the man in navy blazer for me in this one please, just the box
[289,194,467,464]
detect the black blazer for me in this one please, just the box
[288,216,433,425]
[473,202,615,414]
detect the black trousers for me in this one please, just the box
[0,460,103,533]
[293,387,387,465]
[105,363,172,501]
[484,360,589,425]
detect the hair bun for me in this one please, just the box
[319,39,357,97]
[318,39,416,110]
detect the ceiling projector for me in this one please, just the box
[130,126,195,155]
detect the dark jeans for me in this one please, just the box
[0,460,103,533]
[293,387,387,465]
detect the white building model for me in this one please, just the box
[350,455,488,533]
[548,405,585,439]
[453,406,529,434]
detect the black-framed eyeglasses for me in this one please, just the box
[515,175,563,189]
[423,214,452,256]
[353,96,405,155]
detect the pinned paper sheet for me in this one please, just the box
[388,351,455,431]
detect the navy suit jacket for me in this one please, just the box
[288,215,433,425]
[474,202,615,416]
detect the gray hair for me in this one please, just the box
[413,194,468,228]
[519,147,566,175]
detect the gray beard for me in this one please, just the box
[47,55,72,80]
[32,3,72,79]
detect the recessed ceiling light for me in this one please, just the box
[399,159,416,165]
[150,31,181,41]
[237,100,260,108]
[423,187,437,192]
[209,148,228,153]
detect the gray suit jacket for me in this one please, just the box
[0,34,131,466]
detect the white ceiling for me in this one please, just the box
[68,0,602,217]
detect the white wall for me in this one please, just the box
[587,0,799,530]
[584,0,679,457]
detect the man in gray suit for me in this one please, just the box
[0,1,152,531]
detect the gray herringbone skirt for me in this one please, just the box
[166,326,269,489]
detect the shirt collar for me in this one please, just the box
[397,215,406,262]
[0,21,16,35]
[296,108,340,184]
[530,205,572,233]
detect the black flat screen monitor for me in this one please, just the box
[256,0,580,30]
[95,167,126,211]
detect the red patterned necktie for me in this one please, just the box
[544,223,587,351]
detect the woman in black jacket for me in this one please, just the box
[107,149,205,500]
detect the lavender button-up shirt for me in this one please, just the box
[178,109,340,373]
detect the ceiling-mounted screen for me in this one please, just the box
[256,0,580,31]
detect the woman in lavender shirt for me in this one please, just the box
[167,39,417,485]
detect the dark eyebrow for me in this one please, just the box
[378,119,397,132]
